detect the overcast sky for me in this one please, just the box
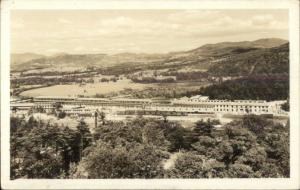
[11,10,288,55]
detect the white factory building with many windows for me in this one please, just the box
[22,95,288,117]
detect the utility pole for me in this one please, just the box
[95,110,98,128]
[79,133,83,161]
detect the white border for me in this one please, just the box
[1,0,299,189]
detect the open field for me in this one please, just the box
[20,79,154,97]
[19,77,211,98]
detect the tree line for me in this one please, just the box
[161,71,209,81]
[131,77,176,84]
[198,74,289,101]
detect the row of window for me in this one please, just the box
[215,108,269,112]
[215,105,269,109]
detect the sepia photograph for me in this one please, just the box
[1,0,300,189]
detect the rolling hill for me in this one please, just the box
[11,52,170,72]
[11,38,289,76]
[186,38,287,57]
[11,53,45,66]
[207,42,289,76]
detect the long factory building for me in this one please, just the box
[22,95,288,116]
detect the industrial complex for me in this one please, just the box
[11,95,288,117]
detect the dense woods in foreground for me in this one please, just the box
[11,115,289,179]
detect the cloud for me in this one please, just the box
[11,10,288,55]
[167,10,221,23]
[251,14,274,25]
[91,11,287,40]
[250,15,287,30]
[58,18,72,24]
[73,46,84,51]
[100,16,134,27]
[46,48,60,53]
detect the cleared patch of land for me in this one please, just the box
[20,79,153,97]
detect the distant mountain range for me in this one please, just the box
[187,38,287,57]
[11,38,288,76]
[11,53,45,65]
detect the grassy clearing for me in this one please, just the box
[20,79,153,97]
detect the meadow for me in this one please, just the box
[20,79,153,97]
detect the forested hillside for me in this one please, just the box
[186,38,287,57]
[207,43,289,76]
[199,74,289,101]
